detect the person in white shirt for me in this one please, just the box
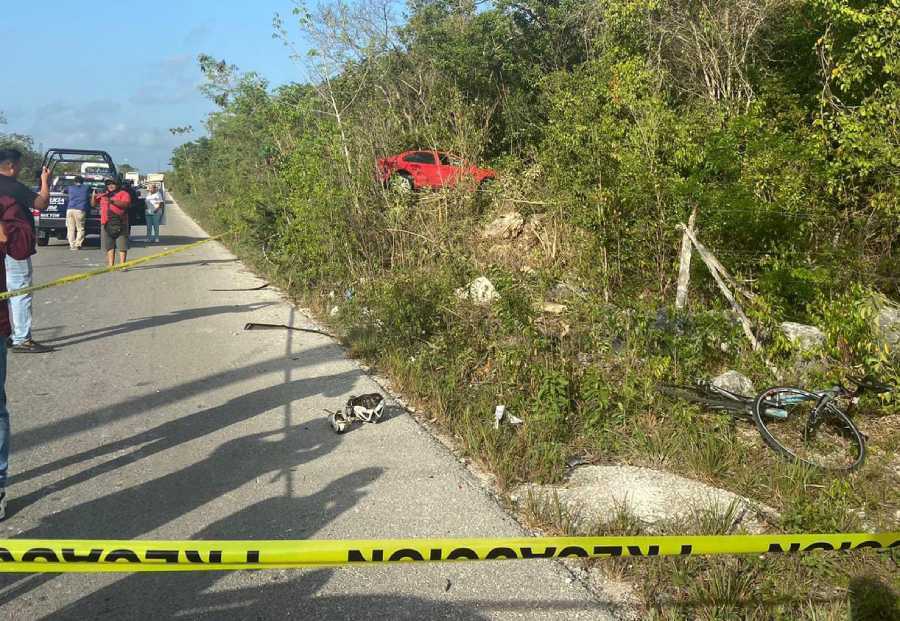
[144,184,165,242]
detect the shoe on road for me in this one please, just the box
[11,339,53,353]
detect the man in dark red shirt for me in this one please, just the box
[0,179,39,519]
[91,178,131,267]
[1,148,51,354]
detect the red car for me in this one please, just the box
[377,150,496,191]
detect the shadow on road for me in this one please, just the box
[43,302,275,348]
[12,343,345,456]
[8,368,363,517]
[38,469,496,621]
[0,423,362,607]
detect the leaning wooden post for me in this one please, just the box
[675,207,697,310]
[682,226,756,302]
[679,225,760,351]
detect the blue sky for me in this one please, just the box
[1,2,312,172]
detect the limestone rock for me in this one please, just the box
[455,277,500,305]
[780,321,826,352]
[481,212,524,240]
[512,465,777,533]
[712,370,754,396]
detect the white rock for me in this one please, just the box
[712,370,754,396]
[780,321,826,352]
[455,277,500,305]
[514,465,777,534]
[481,212,524,240]
[329,306,340,317]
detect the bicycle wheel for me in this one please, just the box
[752,387,865,471]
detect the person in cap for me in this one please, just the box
[91,177,131,267]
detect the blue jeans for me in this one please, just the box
[146,212,161,240]
[0,338,9,487]
[4,256,32,346]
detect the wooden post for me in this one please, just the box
[677,225,781,378]
[680,226,760,350]
[682,226,756,302]
[675,207,697,310]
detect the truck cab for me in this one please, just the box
[35,148,146,246]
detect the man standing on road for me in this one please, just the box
[91,178,131,267]
[0,149,52,354]
[0,177,40,517]
[66,175,90,250]
[145,183,164,242]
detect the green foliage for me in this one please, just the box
[168,4,899,612]
[814,284,898,383]
[0,128,41,181]
[358,269,455,349]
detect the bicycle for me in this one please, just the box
[752,378,892,472]
[659,378,893,472]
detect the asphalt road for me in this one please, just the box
[1,201,618,619]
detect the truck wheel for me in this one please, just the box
[37,232,50,247]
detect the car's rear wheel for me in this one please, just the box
[390,173,414,193]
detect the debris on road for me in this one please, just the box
[209,282,269,292]
[243,322,334,338]
[327,393,386,433]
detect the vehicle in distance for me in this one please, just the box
[124,171,141,186]
[377,150,496,192]
[35,148,145,246]
[81,161,111,176]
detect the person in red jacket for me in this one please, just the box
[91,178,131,267]
[0,192,38,519]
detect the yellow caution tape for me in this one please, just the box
[0,533,894,572]
[0,235,227,302]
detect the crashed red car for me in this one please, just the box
[377,150,496,191]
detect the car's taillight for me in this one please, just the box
[32,209,40,217]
